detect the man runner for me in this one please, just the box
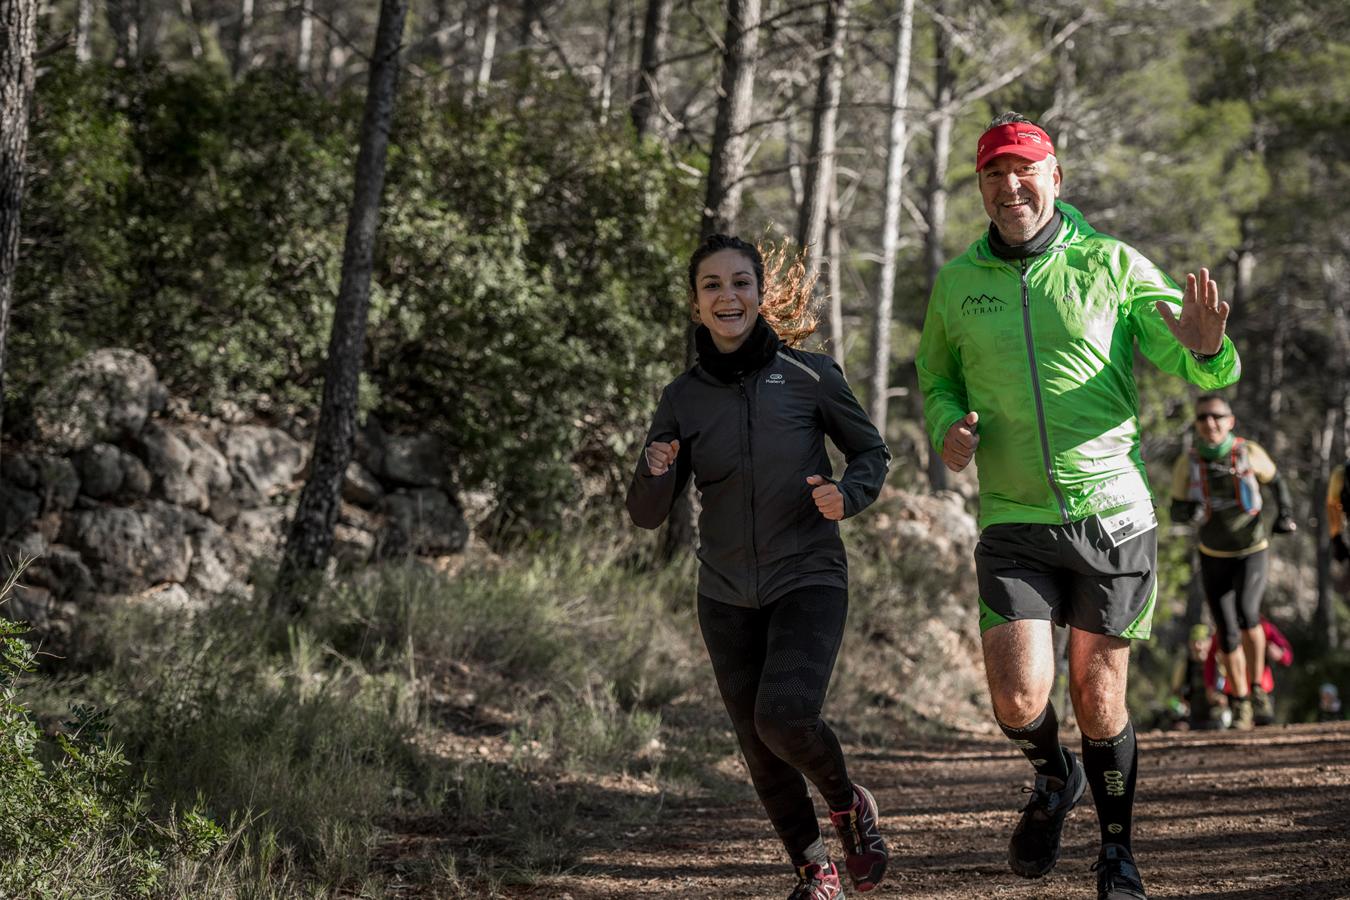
[917,112,1241,900]
[1169,395,1296,727]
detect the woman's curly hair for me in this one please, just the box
[686,234,819,347]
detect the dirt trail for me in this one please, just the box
[518,722,1350,899]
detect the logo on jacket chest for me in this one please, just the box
[961,294,1008,317]
[764,372,785,385]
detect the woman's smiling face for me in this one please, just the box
[694,249,761,352]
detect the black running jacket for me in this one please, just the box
[626,344,890,608]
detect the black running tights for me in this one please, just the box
[697,587,853,865]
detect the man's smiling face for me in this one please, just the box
[979,153,1062,244]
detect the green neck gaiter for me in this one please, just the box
[1197,432,1236,462]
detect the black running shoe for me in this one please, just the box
[786,860,845,900]
[1092,842,1147,899]
[1008,746,1087,878]
[828,784,887,891]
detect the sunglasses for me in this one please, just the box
[1195,412,1230,422]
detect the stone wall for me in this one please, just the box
[1,350,469,642]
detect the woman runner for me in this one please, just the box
[627,234,891,898]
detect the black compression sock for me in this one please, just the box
[1082,720,1138,850]
[999,703,1070,780]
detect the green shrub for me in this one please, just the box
[0,566,226,897]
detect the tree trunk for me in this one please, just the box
[476,2,498,96]
[631,0,671,140]
[1314,407,1339,650]
[598,0,619,121]
[75,0,93,62]
[179,0,203,60]
[0,0,36,453]
[866,0,914,430]
[826,181,842,362]
[795,0,848,361]
[520,0,541,52]
[297,0,315,74]
[662,0,761,562]
[920,9,955,492]
[277,0,409,613]
[234,0,255,77]
[107,0,140,65]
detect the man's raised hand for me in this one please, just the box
[645,439,680,476]
[805,475,844,520]
[1156,267,1229,356]
[942,411,980,473]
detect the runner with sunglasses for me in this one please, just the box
[1169,396,1296,728]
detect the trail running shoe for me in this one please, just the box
[1092,842,1148,899]
[828,784,888,891]
[1008,746,1086,878]
[1251,686,1275,726]
[1231,696,1255,731]
[787,860,845,900]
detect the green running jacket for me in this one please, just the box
[917,201,1241,529]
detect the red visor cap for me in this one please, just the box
[975,123,1055,172]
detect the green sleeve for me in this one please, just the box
[916,277,969,454]
[1121,249,1241,390]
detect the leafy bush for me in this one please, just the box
[0,566,226,897]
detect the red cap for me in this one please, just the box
[975,122,1055,172]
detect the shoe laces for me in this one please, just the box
[792,863,837,900]
[1019,774,1065,816]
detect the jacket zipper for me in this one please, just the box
[1019,258,1069,522]
[738,379,760,605]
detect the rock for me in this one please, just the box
[373,432,449,489]
[121,454,153,497]
[34,455,81,512]
[139,422,203,510]
[228,505,291,564]
[186,518,240,596]
[8,584,53,629]
[0,482,41,539]
[138,424,233,513]
[121,582,196,612]
[60,501,199,593]
[25,545,95,606]
[1,453,38,489]
[333,524,376,565]
[342,461,384,507]
[380,488,469,557]
[32,349,167,452]
[218,425,306,505]
[75,443,124,499]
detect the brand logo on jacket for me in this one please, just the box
[961,294,1007,316]
[765,373,785,385]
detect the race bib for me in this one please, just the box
[1097,502,1157,548]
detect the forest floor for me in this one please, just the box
[501,721,1350,900]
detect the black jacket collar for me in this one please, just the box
[695,315,782,384]
[988,209,1063,261]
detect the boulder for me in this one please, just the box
[138,424,233,513]
[75,443,125,499]
[60,501,200,593]
[0,481,41,539]
[227,505,291,564]
[30,456,80,513]
[186,518,241,596]
[24,545,96,606]
[333,524,376,565]
[8,584,53,629]
[380,488,469,557]
[1,453,38,489]
[32,349,167,452]
[218,425,306,505]
[368,430,449,489]
[342,461,384,507]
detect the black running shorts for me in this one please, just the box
[973,508,1158,640]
